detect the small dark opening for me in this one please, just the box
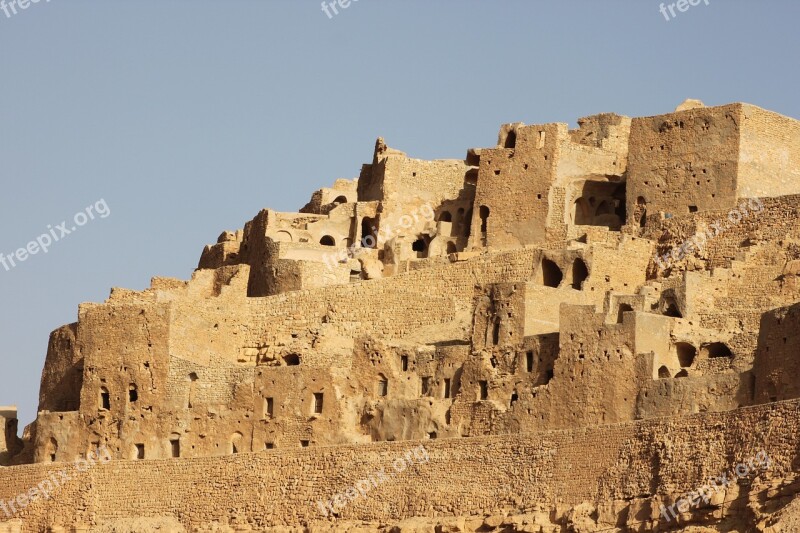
[704,342,733,358]
[492,319,501,345]
[421,377,431,396]
[401,355,409,371]
[313,392,324,414]
[479,380,488,400]
[526,351,534,372]
[479,206,490,234]
[265,397,274,418]
[545,369,554,383]
[658,366,671,379]
[439,211,452,222]
[135,443,145,460]
[676,343,697,367]
[664,300,682,318]
[301,440,310,448]
[617,303,633,323]
[412,239,426,252]
[510,393,518,407]
[504,130,517,149]
[100,388,110,410]
[128,385,138,403]
[675,369,689,378]
[283,354,300,366]
[444,378,451,399]
[361,217,377,248]
[319,235,335,246]
[541,259,563,288]
[464,208,473,239]
[571,258,589,290]
[378,379,388,397]
[170,439,180,458]
[265,443,274,450]
[689,205,698,213]
[428,431,438,439]
[636,196,647,228]
[332,195,348,205]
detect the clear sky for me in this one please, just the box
[1,0,798,426]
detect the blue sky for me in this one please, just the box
[1,0,798,425]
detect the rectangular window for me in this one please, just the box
[479,380,488,400]
[100,389,110,410]
[378,380,388,397]
[265,397,274,419]
[135,443,145,460]
[401,355,409,371]
[300,440,310,448]
[421,377,431,396]
[170,439,180,458]
[443,378,451,399]
[265,442,274,450]
[526,351,534,372]
[313,393,324,414]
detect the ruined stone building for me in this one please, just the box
[4,100,800,531]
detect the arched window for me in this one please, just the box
[658,366,671,379]
[332,195,348,205]
[128,384,138,404]
[675,343,697,368]
[663,298,682,318]
[479,206,490,234]
[230,432,244,454]
[361,217,377,248]
[573,198,591,225]
[438,211,452,223]
[571,258,589,290]
[541,259,563,288]
[46,437,58,463]
[377,375,389,397]
[703,342,733,358]
[319,235,336,246]
[595,200,614,216]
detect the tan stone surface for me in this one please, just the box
[3,100,800,531]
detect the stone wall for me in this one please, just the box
[0,399,797,531]
[627,104,743,222]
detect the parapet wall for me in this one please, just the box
[1,399,796,531]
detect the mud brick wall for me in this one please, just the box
[1,399,798,532]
